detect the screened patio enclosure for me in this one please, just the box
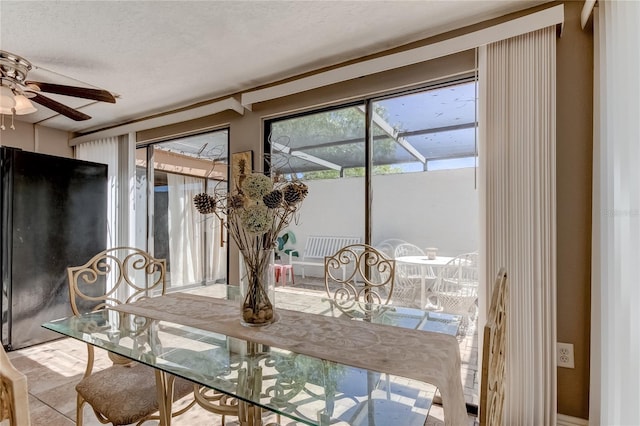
[268,79,478,177]
[266,79,479,279]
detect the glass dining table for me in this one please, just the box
[42,285,467,426]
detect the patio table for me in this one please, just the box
[42,285,467,426]
[395,255,454,309]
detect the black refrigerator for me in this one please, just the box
[1,146,108,350]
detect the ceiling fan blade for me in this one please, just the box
[30,93,91,121]
[25,81,116,103]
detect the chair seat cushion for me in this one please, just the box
[76,362,194,425]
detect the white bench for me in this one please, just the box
[289,236,362,278]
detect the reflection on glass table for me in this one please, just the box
[43,285,464,426]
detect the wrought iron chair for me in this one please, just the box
[67,246,196,426]
[431,252,479,334]
[324,244,396,319]
[325,244,427,423]
[0,344,30,426]
[479,268,508,426]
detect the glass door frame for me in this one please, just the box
[136,128,230,291]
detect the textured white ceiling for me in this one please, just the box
[0,0,547,134]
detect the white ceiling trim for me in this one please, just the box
[70,97,244,146]
[241,4,564,109]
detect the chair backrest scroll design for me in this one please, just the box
[67,246,167,316]
[0,345,31,426]
[324,244,395,317]
[479,268,508,426]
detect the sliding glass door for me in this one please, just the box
[266,80,478,282]
[370,81,479,258]
[136,129,229,290]
[267,104,366,276]
[266,78,480,408]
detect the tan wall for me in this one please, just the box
[555,0,593,419]
[135,2,592,419]
[0,120,72,158]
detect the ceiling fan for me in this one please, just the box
[0,50,116,122]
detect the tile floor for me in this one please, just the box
[8,283,477,426]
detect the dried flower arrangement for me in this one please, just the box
[193,157,308,325]
[193,162,308,254]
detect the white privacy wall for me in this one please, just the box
[286,167,478,274]
[372,168,478,254]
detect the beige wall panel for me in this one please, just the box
[0,121,71,158]
[35,125,73,158]
[136,110,238,144]
[0,120,34,151]
[253,51,476,118]
[556,0,593,419]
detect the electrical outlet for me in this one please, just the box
[557,342,575,368]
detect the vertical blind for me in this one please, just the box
[592,1,640,424]
[479,25,557,424]
[76,135,137,298]
[76,136,133,248]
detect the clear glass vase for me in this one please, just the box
[239,248,276,326]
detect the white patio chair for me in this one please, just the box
[431,252,479,334]
[393,243,429,308]
[374,239,408,259]
[372,240,418,307]
[393,242,425,258]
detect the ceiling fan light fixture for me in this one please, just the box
[0,86,16,114]
[12,94,37,115]
[2,50,116,123]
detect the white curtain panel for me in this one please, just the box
[76,137,119,248]
[167,174,205,286]
[76,135,137,297]
[76,135,135,249]
[479,25,557,424]
[591,1,640,424]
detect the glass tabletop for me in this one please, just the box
[43,285,461,426]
